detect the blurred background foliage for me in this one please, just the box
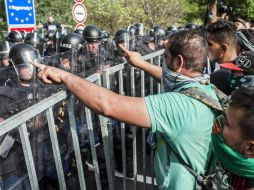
[1,0,254,40]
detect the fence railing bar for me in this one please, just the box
[130,66,137,190]
[99,115,115,190]
[85,107,102,190]
[103,70,116,188]
[46,107,66,190]
[19,123,39,190]
[118,70,127,190]
[67,95,87,190]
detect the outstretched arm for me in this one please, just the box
[33,62,151,128]
[119,44,162,82]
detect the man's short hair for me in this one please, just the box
[230,87,254,140]
[168,29,208,73]
[207,20,238,48]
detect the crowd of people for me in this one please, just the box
[0,11,254,190]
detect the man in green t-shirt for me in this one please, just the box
[31,29,219,189]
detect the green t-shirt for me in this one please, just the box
[144,83,219,190]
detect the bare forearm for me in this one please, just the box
[61,71,151,128]
[207,0,219,25]
[137,60,162,82]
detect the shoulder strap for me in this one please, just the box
[179,87,224,111]
[212,86,227,101]
[164,138,204,185]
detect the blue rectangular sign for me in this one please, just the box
[5,0,36,26]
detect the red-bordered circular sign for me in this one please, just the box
[72,3,87,23]
[74,0,84,3]
[75,23,85,30]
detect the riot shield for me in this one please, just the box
[43,50,80,74]
[113,34,130,56]
[79,42,110,77]
[0,66,17,86]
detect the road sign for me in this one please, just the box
[75,23,85,30]
[4,0,36,28]
[10,27,34,32]
[74,0,84,2]
[72,3,87,23]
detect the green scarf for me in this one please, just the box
[212,115,254,179]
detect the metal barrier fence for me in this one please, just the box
[0,49,165,190]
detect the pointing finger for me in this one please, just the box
[29,60,46,70]
[118,44,130,55]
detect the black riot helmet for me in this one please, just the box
[101,30,111,45]
[74,29,83,36]
[127,25,138,37]
[6,30,23,43]
[135,23,144,36]
[25,31,45,54]
[166,25,177,38]
[82,25,102,43]
[101,30,110,39]
[9,43,40,82]
[167,25,177,33]
[0,41,13,62]
[20,30,27,39]
[153,26,166,37]
[59,33,85,53]
[113,29,130,54]
[45,30,56,41]
[149,26,166,41]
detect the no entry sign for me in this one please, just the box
[75,23,85,30]
[72,3,87,23]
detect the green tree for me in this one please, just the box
[0,0,7,41]
[2,0,254,42]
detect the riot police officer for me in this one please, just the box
[166,25,178,38]
[80,25,110,76]
[7,43,39,92]
[134,23,145,39]
[0,41,13,68]
[25,31,45,56]
[0,41,14,86]
[135,25,165,55]
[0,43,43,190]
[127,25,138,50]
[80,25,110,189]
[101,30,112,55]
[58,32,85,73]
[44,30,57,56]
